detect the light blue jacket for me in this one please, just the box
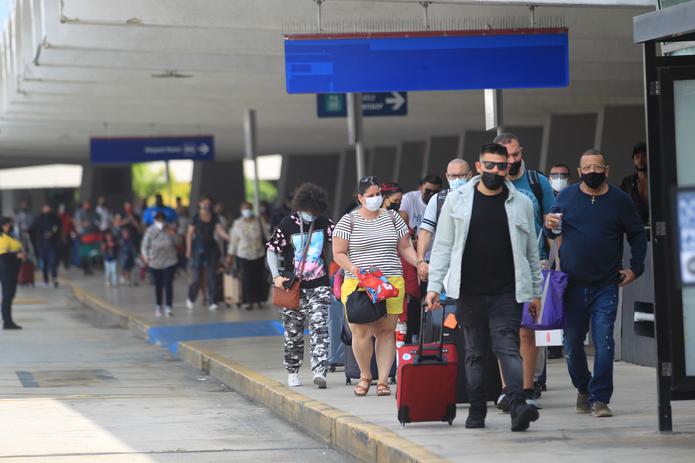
[427,176,543,303]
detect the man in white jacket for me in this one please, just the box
[425,143,543,432]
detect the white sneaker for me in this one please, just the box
[185,299,194,310]
[208,303,219,312]
[154,305,163,318]
[288,373,302,387]
[164,306,173,318]
[313,374,327,389]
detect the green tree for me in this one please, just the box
[132,163,166,201]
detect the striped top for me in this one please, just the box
[333,209,409,278]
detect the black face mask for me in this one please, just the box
[508,160,522,176]
[387,202,401,212]
[481,172,506,190]
[422,189,439,205]
[581,172,606,189]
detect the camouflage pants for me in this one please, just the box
[282,286,331,376]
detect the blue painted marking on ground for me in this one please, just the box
[147,320,307,354]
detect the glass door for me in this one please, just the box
[657,67,695,389]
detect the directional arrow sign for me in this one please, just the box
[90,135,215,164]
[317,92,407,118]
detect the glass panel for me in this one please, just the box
[674,79,695,375]
[660,0,692,8]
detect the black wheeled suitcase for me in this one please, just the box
[341,322,396,385]
[424,303,502,404]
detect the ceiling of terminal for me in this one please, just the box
[0,0,654,163]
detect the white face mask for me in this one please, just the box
[550,178,569,192]
[449,178,468,190]
[364,195,383,212]
[154,221,164,230]
[241,209,253,219]
[300,211,315,223]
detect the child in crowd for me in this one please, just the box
[102,231,119,288]
[119,227,136,286]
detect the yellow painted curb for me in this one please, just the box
[180,341,451,463]
[64,277,450,463]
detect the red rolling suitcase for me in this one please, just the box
[18,261,35,287]
[396,308,457,426]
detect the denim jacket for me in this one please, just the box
[427,176,543,303]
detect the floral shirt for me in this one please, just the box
[266,212,334,289]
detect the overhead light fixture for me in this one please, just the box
[151,70,194,79]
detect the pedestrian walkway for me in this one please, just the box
[58,270,695,463]
[0,285,351,463]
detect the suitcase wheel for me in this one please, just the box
[346,378,351,386]
[444,404,456,426]
[389,376,396,385]
[398,406,410,425]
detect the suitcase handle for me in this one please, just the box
[416,302,447,362]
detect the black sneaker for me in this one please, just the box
[3,323,22,330]
[532,381,544,398]
[496,393,512,414]
[511,401,539,432]
[465,403,487,429]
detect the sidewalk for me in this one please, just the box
[60,270,695,463]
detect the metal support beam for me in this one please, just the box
[244,109,261,214]
[484,89,504,134]
[347,93,365,181]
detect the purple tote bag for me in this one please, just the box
[522,240,568,330]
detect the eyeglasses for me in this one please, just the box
[580,164,608,173]
[481,161,509,171]
[446,173,470,180]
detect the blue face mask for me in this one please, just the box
[300,211,315,223]
[449,178,468,190]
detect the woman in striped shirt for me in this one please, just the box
[333,176,418,397]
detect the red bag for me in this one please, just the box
[396,308,457,426]
[356,267,399,303]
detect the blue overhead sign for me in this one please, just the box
[317,92,407,118]
[284,29,569,94]
[90,135,214,164]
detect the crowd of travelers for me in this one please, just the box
[0,135,650,433]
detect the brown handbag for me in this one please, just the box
[272,221,314,309]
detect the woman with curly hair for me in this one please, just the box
[266,183,335,389]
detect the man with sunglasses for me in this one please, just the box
[494,132,555,410]
[425,143,543,432]
[545,149,646,418]
[400,174,443,234]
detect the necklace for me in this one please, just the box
[591,195,596,205]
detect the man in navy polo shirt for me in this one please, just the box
[545,149,647,418]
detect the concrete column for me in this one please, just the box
[190,160,245,215]
[396,141,427,191]
[599,105,646,182]
[79,164,133,208]
[279,153,340,214]
[425,136,460,183]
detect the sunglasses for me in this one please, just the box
[481,161,509,171]
[359,175,378,185]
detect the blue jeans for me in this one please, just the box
[39,242,58,283]
[563,284,619,404]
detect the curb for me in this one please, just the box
[64,279,450,463]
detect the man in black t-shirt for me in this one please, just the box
[426,143,543,432]
[185,196,230,311]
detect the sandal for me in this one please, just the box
[354,377,372,396]
[376,382,391,397]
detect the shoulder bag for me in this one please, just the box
[272,220,314,309]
